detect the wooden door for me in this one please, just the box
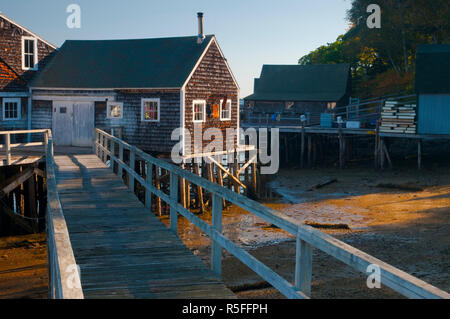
[72,102,95,147]
[52,101,73,146]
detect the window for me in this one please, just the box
[141,98,160,122]
[220,99,231,121]
[22,37,38,70]
[193,100,206,123]
[107,102,123,119]
[2,98,21,120]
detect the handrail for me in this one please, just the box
[94,128,450,299]
[0,129,49,165]
[44,130,84,299]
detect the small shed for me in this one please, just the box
[415,44,450,135]
[243,64,351,125]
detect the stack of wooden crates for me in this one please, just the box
[380,100,417,134]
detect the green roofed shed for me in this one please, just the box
[244,64,351,102]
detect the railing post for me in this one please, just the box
[295,230,312,297]
[129,148,135,193]
[5,133,11,165]
[102,135,108,163]
[169,172,179,233]
[110,139,115,171]
[145,161,153,211]
[93,129,97,155]
[211,193,223,278]
[118,143,124,179]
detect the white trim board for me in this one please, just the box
[0,92,30,97]
[31,95,116,102]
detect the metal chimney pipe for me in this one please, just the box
[197,12,205,44]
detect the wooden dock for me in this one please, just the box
[53,153,235,299]
[3,129,448,299]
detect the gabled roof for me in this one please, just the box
[244,64,350,102]
[31,35,215,89]
[415,44,450,94]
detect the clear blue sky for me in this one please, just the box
[1,0,352,97]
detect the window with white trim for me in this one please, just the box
[193,100,206,123]
[220,99,231,121]
[22,37,38,70]
[2,98,21,120]
[141,98,160,122]
[107,101,123,119]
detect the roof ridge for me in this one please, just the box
[63,34,215,43]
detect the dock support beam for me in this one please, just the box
[418,139,422,169]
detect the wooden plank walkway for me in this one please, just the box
[54,153,235,299]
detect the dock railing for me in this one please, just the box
[94,128,449,299]
[0,129,49,165]
[45,130,84,299]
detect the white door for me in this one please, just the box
[53,101,73,146]
[52,101,95,146]
[72,102,95,147]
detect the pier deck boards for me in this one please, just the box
[54,153,235,299]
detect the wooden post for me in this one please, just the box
[118,144,124,179]
[338,123,344,169]
[374,121,380,169]
[251,161,257,197]
[307,135,312,168]
[5,133,11,165]
[295,233,312,297]
[284,135,289,164]
[93,131,98,156]
[233,151,239,193]
[155,166,162,216]
[418,139,422,169]
[215,159,226,207]
[382,139,393,169]
[300,126,305,168]
[185,162,191,209]
[169,172,179,234]
[380,138,385,169]
[145,161,153,211]
[211,193,223,278]
[180,163,186,208]
[129,149,135,194]
[193,162,204,213]
[110,140,115,172]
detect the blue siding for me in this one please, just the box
[418,94,450,134]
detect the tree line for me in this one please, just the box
[298,0,449,98]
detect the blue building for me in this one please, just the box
[415,44,450,135]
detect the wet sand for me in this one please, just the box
[0,233,47,299]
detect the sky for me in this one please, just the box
[1,0,352,97]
